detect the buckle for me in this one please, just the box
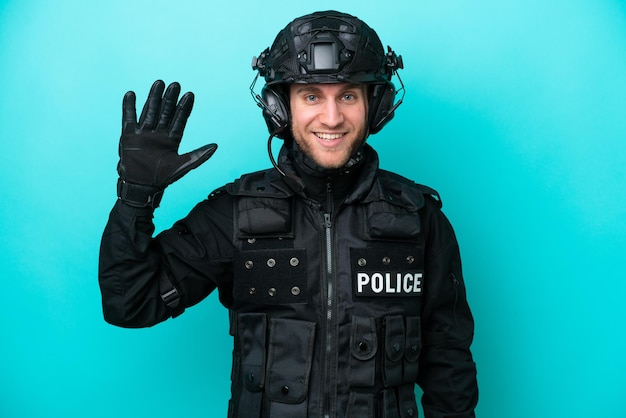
[160,287,180,309]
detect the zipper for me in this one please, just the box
[322,178,336,418]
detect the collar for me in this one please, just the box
[277,141,380,205]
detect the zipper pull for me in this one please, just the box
[324,213,332,228]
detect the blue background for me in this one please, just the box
[1,0,625,416]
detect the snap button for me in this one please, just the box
[247,372,255,382]
[245,260,254,269]
[249,287,256,295]
[406,407,415,416]
[382,256,391,265]
[393,342,401,352]
[406,255,415,264]
[247,238,256,244]
[268,288,276,297]
[281,385,290,395]
[357,341,368,351]
[358,258,367,267]
[290,257,299,266]
[267,258,276,267]
[291,286,301,296]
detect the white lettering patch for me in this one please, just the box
[355,271,423,297]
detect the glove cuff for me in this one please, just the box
[117,179,164,209]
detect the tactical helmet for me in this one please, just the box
[251,10,404,137]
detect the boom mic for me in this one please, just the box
[267,129,305,193]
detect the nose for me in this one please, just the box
[319,99,344,127]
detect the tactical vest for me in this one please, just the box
[225,168,439,418]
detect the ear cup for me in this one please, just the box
[260,85,291,139]
[368,82,397,134]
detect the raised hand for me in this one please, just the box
[117,80,217,208]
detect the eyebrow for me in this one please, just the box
[294,84,363,95]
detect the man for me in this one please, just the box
[99,10,478,418]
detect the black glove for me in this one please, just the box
[117,80,217,208]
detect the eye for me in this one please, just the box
[342,92,357,102]
[305,94,318,102]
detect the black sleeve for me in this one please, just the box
[98,193,234,328]
[417,207,479,417]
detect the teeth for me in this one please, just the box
[316,133,343,140]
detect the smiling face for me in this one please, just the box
[289,83,368,170]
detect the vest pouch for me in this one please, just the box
[380,388,401,418]
[398,384,418,418]
[349,315,378,387]
[237,196,293,238]
[266,318,316,416]
[346,391,375,418]
[231,313,267,418]
[382,315,405,387]
[379,385,418,418]
[403,316,422,383]
[366,201,421,241]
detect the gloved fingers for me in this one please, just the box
[169,91,194,139]
[138,80,165,130]
[167,143,218,185]
[122,91,138,131]
[156,82,181,131]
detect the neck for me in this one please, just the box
[278,140,368,202]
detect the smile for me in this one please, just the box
[315,132,345,141]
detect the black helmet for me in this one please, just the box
[251,10,404,137]
[255,10,398,84]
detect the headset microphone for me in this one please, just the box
[266,128,305,193]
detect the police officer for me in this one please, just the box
[99,10,478,418]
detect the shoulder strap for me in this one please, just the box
[374,169,443,209]
[231,169,293,198]
[413,183,442,209]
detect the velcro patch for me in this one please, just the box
[355,272,423,296]
[351,247,423,298]
[234,248,308,305]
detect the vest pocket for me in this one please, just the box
[346,391,375,418]
[383,315,405,387]
[266,318,316,404]
[231,313,267,418]
[349,315,378,387]
[379,385,418,418]
[238,313,267,392]
[398,384,418,418]
[403,316,421,383]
